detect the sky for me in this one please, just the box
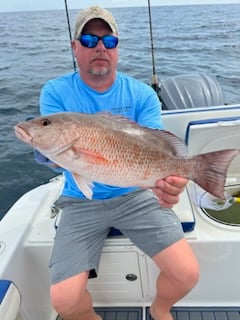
[0,0,240,12]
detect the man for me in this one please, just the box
[40,6,199,320]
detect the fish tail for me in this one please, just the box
[192,149,239,199]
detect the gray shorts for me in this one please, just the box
[49,189,184,284]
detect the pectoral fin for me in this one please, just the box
[71,147,109,164]
[72,173,94,200]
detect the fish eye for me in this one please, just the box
[41,118,51,126]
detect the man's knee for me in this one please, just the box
[180,259,200,291]
[153,238,200,292]
[169,255,199,291]
[156,258,199,295]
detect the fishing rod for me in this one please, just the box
[147,0,161,99]
[64,0,77,71]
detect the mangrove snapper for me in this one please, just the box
[14,112,239,200]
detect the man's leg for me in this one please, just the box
[48,196,111,319]
[150,238,199,320]
[50,271,102,320]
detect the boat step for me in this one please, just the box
[57,306,240,319]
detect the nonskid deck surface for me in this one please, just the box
[57,307,240,319]
[148,307,240,320]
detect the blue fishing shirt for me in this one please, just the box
[40,71,163,199]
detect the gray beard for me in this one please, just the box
[89,67,110,76]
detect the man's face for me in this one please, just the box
[72,19,118,78]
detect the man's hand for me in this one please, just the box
[152,176,188,208]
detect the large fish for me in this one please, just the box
[14,112,239,200]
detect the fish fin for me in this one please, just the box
[146,129,187,156]
[72,173,94,200]
[95,113,187,156]
[192,149,240,199]
[71,147,109,164]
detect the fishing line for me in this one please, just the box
[64,0,77,71]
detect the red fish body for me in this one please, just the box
[14,112,239,200]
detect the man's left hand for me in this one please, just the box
[152,176,188,208]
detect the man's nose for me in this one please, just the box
[95,39,106,50]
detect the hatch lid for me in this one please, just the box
[185,116,240,176]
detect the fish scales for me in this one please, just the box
[72,124,178,185]
[14,112,240,200]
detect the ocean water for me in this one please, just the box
[0,4,240,219]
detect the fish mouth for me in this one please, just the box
[14,125,33,143]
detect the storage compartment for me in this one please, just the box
[186,116,240,227]
[88,245,150,306]
[202,184,240,226]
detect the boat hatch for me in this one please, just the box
[186,116,240,227]
[202,184,240,226]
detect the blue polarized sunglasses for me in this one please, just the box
[79,34,118,49]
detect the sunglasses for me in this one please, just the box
[79,34,118,49]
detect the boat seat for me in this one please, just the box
[0,280,22,320]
